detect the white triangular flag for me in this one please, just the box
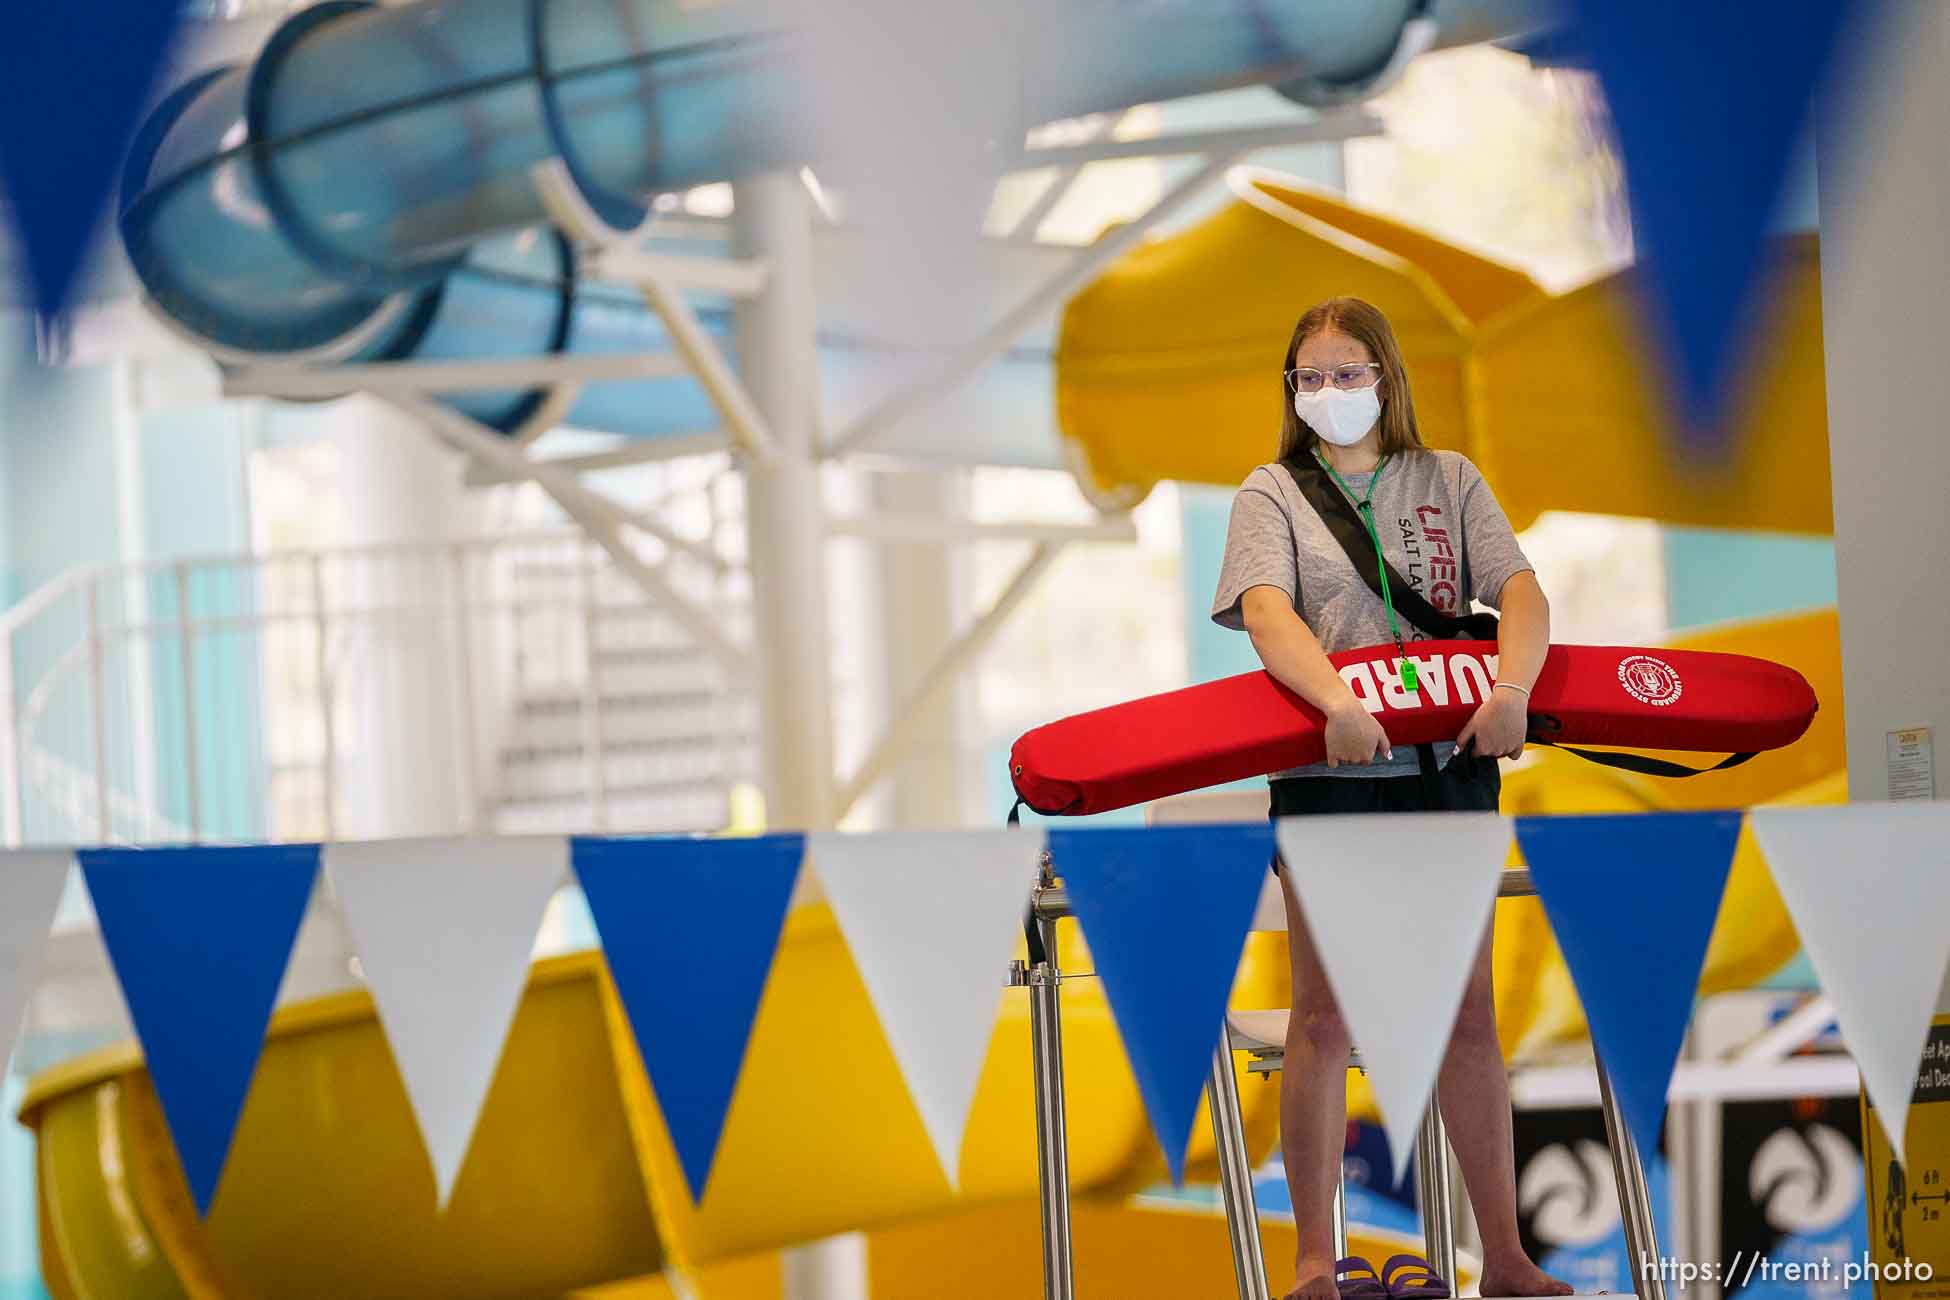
[1277,812,1510,1182]
[1,850,73,1070]
[1751,803,1950,1162]
[808,828,1044,1184]
[325,836,567,1206]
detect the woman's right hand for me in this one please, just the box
[1323,697,1392,767]
[1240,587,1394,767]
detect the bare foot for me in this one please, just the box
[1285,1254,1345,1300]
[1477,1258,1575,1297]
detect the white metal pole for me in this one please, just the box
[869,469,968,827]
[735,172,838,832]
[329,397,469,838]
[174,562,203,842]
[0,625,21,847]
[734,171,858,1299]
[580,542,609,832]
[449,543,481,834]
[85,578,110,844]
[110,360,161,837]
[312,553,337,842]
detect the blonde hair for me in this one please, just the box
[1277,297,1426,462]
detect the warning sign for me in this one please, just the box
[1863,1019,1950,1300]
[1888,728,1937,802]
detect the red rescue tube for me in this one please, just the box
[1009,640,1818,816]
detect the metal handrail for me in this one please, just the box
[2,526,749,848]
[0,523,732,637]
[0,567,90,642]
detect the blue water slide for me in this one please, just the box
[120,0,1551,441]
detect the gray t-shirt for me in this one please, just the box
[1210,448,1533,780]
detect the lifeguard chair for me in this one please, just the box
[1016,788,1667,1300]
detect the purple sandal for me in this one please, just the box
[1381,1254,1451,1300]
[1337,1257,1388,1300]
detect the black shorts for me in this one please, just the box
[1267,746,1501,873]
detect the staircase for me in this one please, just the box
[487,576,758,836]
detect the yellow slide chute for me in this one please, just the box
[1058,169,1832,537]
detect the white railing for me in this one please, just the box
[0,530,754,848]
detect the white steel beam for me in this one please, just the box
[410,398,725,572]
[823,153,1235,460]
[1007,113,1382,170]
[463,430,732,486]
[0,633,20,847]
[533,158,783,465]
[388,395,750,676]
[827,512,1135,545]
[532,157,771,295]
[636,275,782,465]
[509,380,586,448]
[226,350,689,400]
[529,156,658,247]
[591,245,770,299]
[1007,111,1126,242]
[834,541,1061,821]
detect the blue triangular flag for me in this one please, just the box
[0,3,184,317]
[1569,0,1864,452]
[79,844,319,1214]
[1516,812,1741,1150]
[1048,823,1270,1184]
[572,833,803,1202]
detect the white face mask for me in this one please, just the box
[1293,384,1381,446]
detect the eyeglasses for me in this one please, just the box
[1285,363,1381,394]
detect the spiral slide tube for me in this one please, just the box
[120,0,1537,439]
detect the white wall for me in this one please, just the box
[1815,0,1950,804]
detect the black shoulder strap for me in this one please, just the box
[1279,454,1499,642]
[1286,453,1756,782]
[1532,743,1758,778]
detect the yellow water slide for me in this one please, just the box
[1058,169,1832,536]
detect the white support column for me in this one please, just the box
[108,360,160,836]
[733,171,861,1299]
[736,173,839,832]
[1817,3,1950,795]
[872,468,968,827]
[328,395,472,839]
[1815,2,1950,1007]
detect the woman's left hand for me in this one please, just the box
[1456,687,1529,760]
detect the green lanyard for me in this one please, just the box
[1317,451,1420,693]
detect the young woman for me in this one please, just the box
[1210,297,1571,1300]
